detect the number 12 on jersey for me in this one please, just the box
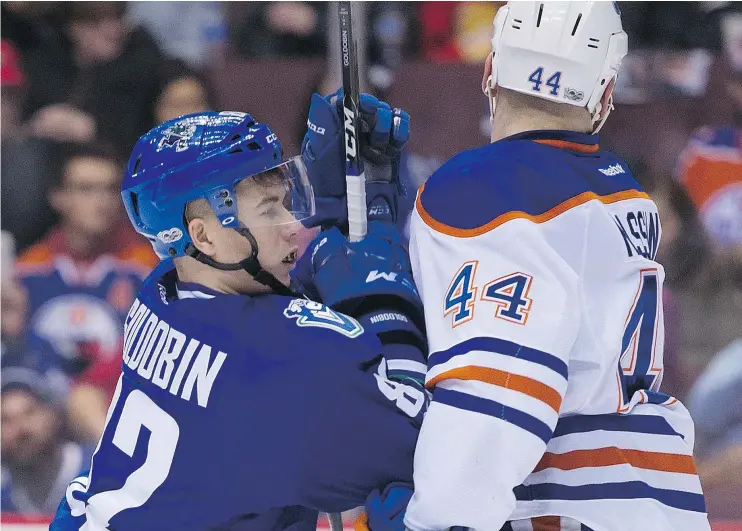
[444,261,533,327]
[69,378,180,528]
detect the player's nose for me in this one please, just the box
[280,219,301,241]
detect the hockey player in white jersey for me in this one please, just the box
[364,2,713,531]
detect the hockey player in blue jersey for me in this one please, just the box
[49,102,431,530]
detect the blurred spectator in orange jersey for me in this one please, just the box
[676,75,742,249]
[672,75,742,381]
[15,143,157,443]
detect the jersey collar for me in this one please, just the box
[175,281,221,300]
[498,129,599,153]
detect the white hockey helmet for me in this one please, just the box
[485,1,628,133]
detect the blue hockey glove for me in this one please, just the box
[301,89,410,230]
[291,221,425,353]
[356,482,413,531]
[358,482,470,531]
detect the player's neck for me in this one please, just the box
[175,258,269,296]
[62,225,111,261]
[490,98,591,143]
[490,116,587,143]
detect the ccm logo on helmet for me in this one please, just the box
[157,228,183,244]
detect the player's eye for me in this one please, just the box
[262,206,278,218]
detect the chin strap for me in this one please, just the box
[186,225,298,297]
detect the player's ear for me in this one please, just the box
[482,53,493,95]
[599,78,616,114]
[187,217,218,258]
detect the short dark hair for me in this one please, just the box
[60,2,126,26]
[156,59,218,110]
[52,141,122,189]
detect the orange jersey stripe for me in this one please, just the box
[680,156,742,209]
[119,243,159,270]
[426,365,562,413]
[534,138,600,153]
[16,243,54,266]
[534,447,698,475]
[531,515,563,531]
[353,512,369,531]
[416,186,650,238]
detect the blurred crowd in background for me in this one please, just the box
[1,0,741,523]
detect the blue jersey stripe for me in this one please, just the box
[435,388,553,444]
[428,337,568,379]
[514,481,707,513]
[552,413,683,439]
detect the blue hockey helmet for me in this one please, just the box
[122,111,314,259]
[122,111,314,294]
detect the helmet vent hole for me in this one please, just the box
[588,37,600,49]
[536,3,544,27]
[230,134,242,142]
[246,142,262,151]
[512,17,522,30]
[246,120,256,128]
[132,155,142,174]
[130,192,140,217]
[228,147,244,154]
[571,13,582,36]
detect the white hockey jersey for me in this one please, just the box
[406,130,711,531]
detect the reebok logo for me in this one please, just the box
[599,163,625,176]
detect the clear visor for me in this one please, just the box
[234,155,315,229]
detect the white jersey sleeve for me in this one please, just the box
[406,197,579,530]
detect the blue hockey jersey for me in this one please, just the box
[53,259,427,531]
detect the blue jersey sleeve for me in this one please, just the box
[233,296,427,514]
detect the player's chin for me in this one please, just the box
[270,264,294,287]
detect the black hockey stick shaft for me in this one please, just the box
[338,0,367,242]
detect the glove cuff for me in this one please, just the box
[357,306,427,356]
